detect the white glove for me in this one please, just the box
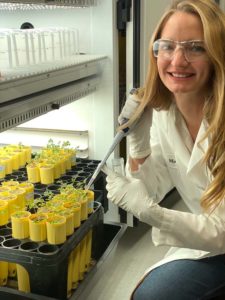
[102,165,163,227]
[118,89,152,159]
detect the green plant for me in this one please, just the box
[31,214,47,223]
[11,211,30,218]
[26,196,45,211]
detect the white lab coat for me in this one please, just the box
[127,103,225,279]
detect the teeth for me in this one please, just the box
[172,73,190,78]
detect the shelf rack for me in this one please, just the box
[0,55,107,132]
[0,55,107,103]
[0,75,99,132]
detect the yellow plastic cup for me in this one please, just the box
[85,190,94,214]
[0,261,8,286]
[72,244,80,289]
[0,192,18,218]
[11,211,31,239]
[26,164,40,183]
[29,213,48,242]
[0,161,6,179]
[39,164,54,185]
[0,200,8,226]
[16,264,30,292]
[46,215,66,245]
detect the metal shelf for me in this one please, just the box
[0,0,96,8]
[0,75,100,132]
[0,55,106,103]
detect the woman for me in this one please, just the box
[103,0,225,299]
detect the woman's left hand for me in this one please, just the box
[102,165,154,219]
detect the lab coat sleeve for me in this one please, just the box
[150,201,225,253]
[126,110,174,203]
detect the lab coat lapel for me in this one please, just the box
[167,106,191,168]
[186,120,208,174]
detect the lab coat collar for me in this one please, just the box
[187,119,208,174]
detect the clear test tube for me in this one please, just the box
[37,30,43,63]
[62,27,67,58]
[40,29,47,63]
[29,29,36,65]
[7,31,13,68]
[58,28,63,60]
[24,30,30,66]
[51,27,60,61]
[50,29,55,61]
[72,28,79,55]
[13,29,27,67]
[0,31,12,69]
[11,31,19,67]
[42,28,53,62]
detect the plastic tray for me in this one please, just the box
[0,222,127,300]
[0,200,104,299]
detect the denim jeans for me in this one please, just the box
[132,255,225,300]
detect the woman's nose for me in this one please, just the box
[170,48,189,66]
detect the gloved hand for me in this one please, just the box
[102,165,163,227]
[118,89,152,159]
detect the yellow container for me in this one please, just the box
[0,200,8,226]
[2,180,19,187]
[39,164,54,185]
[63,201,81,229]
[46,215,66,245]
[12,149,26,167]
[67,252,73,298]
[19,182,34,205]
[72,244,80,289]
[80,198,88,221]
[22,145,32,163]
[26,163,40,183]
[8,263,17,278]
[68,149,76,166]
[9,187,26,210]
[0,156,12,175]
[9,152,20,171]
[0,186,10,193]
[57,208,74,236]
[67,190,88,221]
[0,160,6,179]
[85,190,94,214]
[0,261,8,286]
[11,211,31,239]
[0,192,18,217]
[85,230,92,272]
[64,154,72,171]
[60,158,67,175]
[29,213,48,242]
[79,237,87,281]
[16,264,30,292]
[53,160,61,179]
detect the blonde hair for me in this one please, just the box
[125,0,225,211]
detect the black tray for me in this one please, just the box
[0,222,127,300]
[0,201,104,300]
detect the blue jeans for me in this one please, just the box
[132,255,225,300]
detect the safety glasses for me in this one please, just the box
[153,39,207,62]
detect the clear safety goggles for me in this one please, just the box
[153,39,207,62]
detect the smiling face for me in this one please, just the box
[157,11,212,101]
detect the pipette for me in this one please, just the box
[85,89,139,190]
[85,128,128,190]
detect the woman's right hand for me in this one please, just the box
[119,89,152,161]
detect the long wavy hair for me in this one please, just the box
[123,0,225,212]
